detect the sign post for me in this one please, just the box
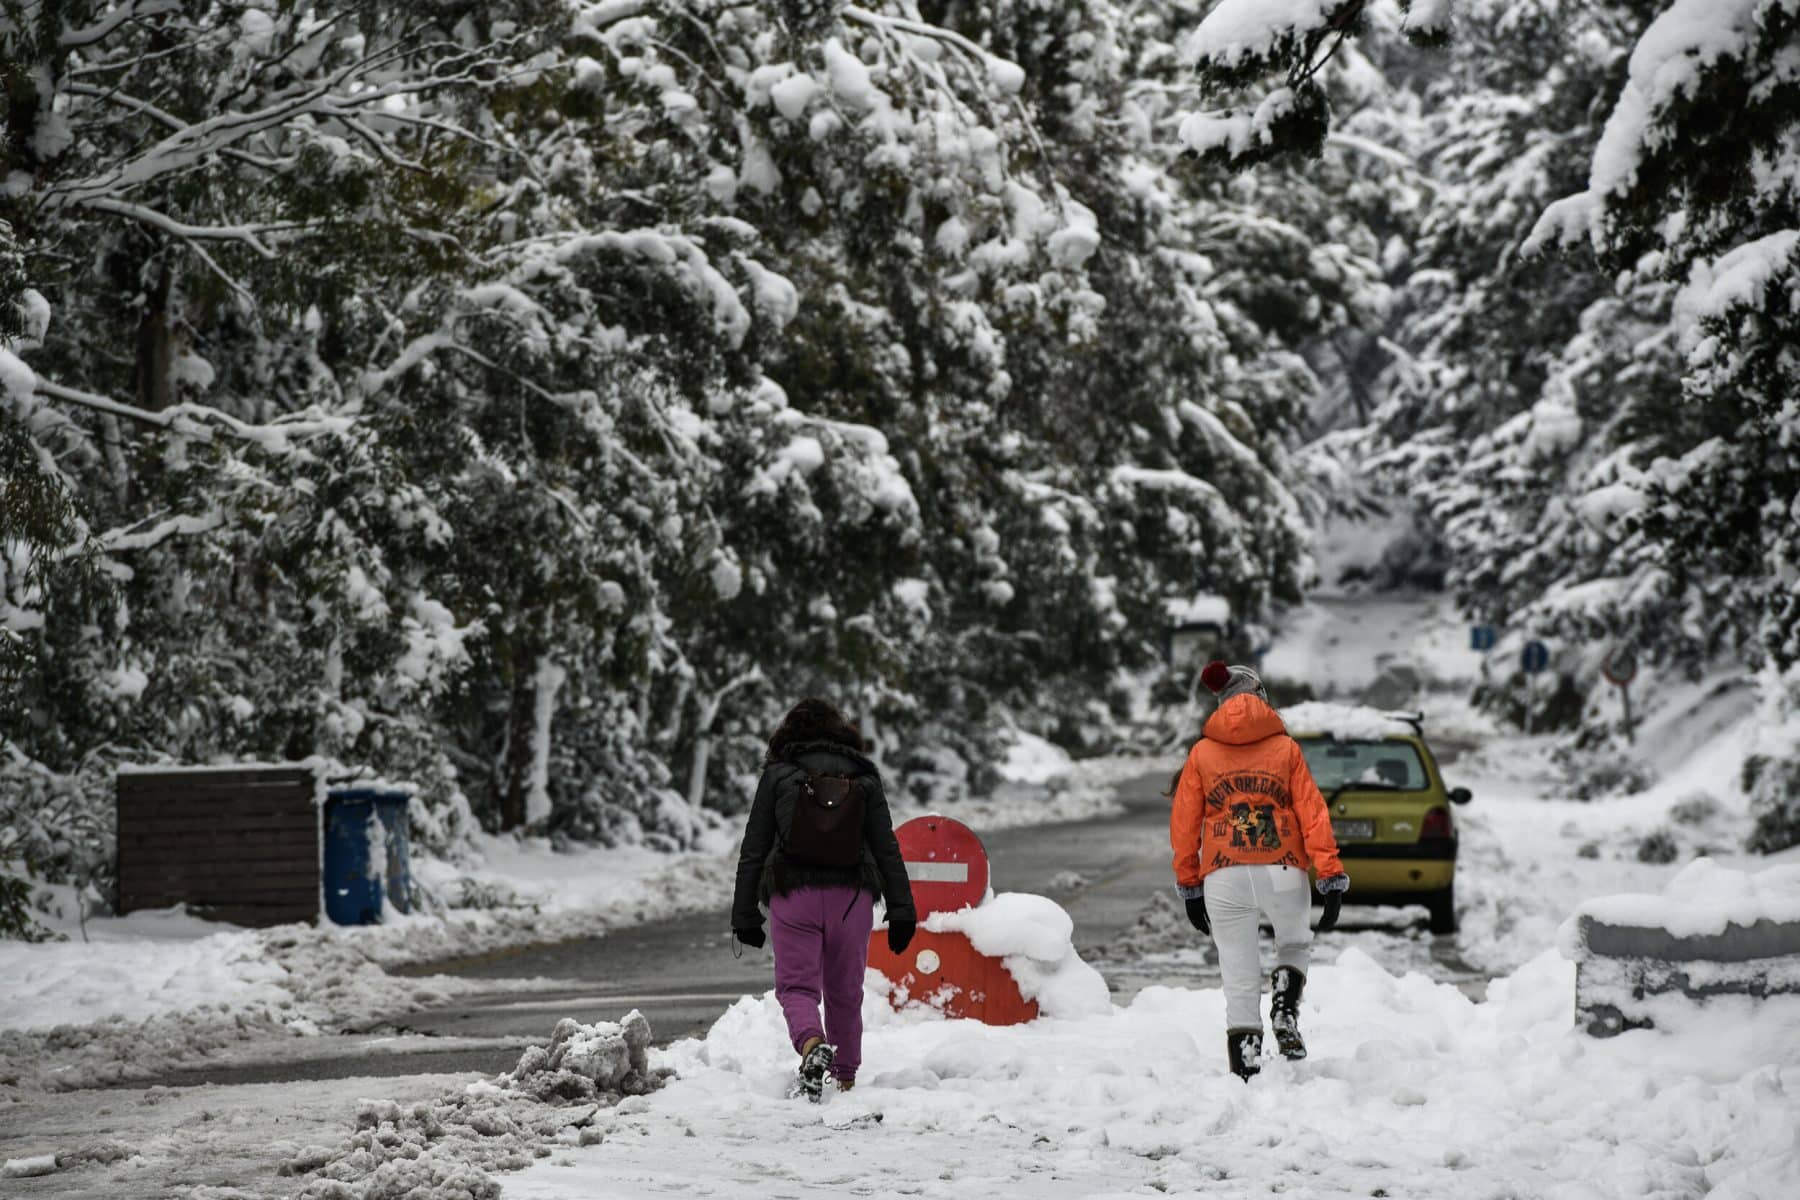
[1521,640,1551,735]
[1601,646,1638,743]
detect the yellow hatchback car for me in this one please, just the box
[1283,704,1472,934]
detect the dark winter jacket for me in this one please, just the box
[730,739,916,932]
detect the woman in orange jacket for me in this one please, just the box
[1169,661,1349,1079]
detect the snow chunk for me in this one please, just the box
[769,72,818,120]
[2,1156,58,1179]
[923,892,1111,1017]
[778,436,825,476]
[1674,230,1800,341]
[1182,0,1341,69]
[1178,87,1299,160]
[0,346,37,404]
[96,665,150,702]
[823,39,877,112]
[1283,701,1418,741]
[986,56,1026,94]
[1572,857,1800,942]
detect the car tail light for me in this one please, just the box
[1421,807,1454,841]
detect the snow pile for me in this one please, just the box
[1572,856,1800,939]
[280,1013,664,1200]
[921,892,1111,1018]
[509,948,1800,1198]
[1281,700,1417,741]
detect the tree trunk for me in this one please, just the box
[136,261,174,411]
[499,655,535,830]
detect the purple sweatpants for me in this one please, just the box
[769,885,874,1082]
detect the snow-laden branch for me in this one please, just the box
[79,197,284,257]
[81,511,225,558]
[58,0,182,49]
[27,375,354,450]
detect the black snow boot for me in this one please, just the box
[1270,966,1307,1061]
[795,1040,835,1103]
[1227,1028,1263,1080]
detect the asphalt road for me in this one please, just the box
[396,768,1179,1043]
[125,770,1174,1089]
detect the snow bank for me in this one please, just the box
[0,927,292,1032]
[922,892,1110,1017]
[515,946,1800,1198]
[1572,857,1800,940]
[994,731,1072,786]
[1281,700,1416,741]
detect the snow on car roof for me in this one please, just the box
[1281,701,1419,741]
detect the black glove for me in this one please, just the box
[1317,892,1343,933]
[733,925,765,950]
[887,918,915,954]
[1314,873,1349,933]
[1184,894,1211,935]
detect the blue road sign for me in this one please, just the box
[1521,640,1551,674]
[1470,624,1497,652]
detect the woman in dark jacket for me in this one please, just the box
[731,698,916,1100]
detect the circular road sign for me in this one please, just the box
[1521,640,1551,674]
[1602,647,1638,687]
[895,814,989,918]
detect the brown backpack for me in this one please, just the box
[783,771,866,868]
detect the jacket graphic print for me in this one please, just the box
[1170,694,1344,889]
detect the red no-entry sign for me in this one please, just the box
[895,815,989,917]
[873,815,1036,1025]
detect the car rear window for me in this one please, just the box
[1297,738,1430,792]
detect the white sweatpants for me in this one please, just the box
[1205,863,1313,1030]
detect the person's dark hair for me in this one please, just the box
[767,697,868,763]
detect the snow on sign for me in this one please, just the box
[895,815,988,917]
[871,815,1040,1025]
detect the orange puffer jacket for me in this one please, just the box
[1170,694,1343,889]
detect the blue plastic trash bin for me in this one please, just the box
[323,788,413,925]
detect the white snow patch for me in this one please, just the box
[1573,857,1800,940]
[922,892,1111,1017]
[996,731,1073,786]
[1282,700,1418,741]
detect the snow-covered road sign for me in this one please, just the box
[873,815,1038,1025]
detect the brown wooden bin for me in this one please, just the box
[116,765,321,927]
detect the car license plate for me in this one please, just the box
[1332,819,1375,840]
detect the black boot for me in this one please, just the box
[1226,1028,1263,1080]
[794,1040,835,1103]
[1270,966,1306,1060]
